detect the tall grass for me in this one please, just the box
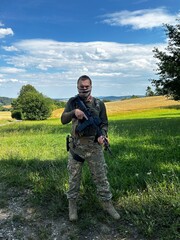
[107,115,179,239]
[0,108,179,239]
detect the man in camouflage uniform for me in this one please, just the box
[61,75,120,221]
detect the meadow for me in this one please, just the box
[0,96,179,239]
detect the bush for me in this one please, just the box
[20,92,52,120]
[11,84,53,120]
[11,110,22,120]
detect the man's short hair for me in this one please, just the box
[77,75,92,85]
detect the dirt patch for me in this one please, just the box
[0,184,143,240]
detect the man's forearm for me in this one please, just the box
[61,110,75,124]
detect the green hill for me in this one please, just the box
[0,97,14,106]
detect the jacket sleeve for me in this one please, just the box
[99,101,108,137]
[61,98,76,124]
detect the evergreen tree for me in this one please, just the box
[152,19,180,100]
[146,86,155,96]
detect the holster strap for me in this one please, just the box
[69,149,85,163]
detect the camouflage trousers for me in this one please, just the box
[66,136,112,201]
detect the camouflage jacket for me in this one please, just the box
[61,95,108,138]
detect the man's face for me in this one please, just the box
[77,79,92,99]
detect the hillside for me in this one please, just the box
[51,96,180,118]
[0,97,14,105]
[105,96,180,115]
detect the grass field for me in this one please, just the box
[0,96,180,239]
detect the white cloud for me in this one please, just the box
[0,78,18,83]
[101,8,178,29]
[7,39,158,73]
[0,67,26,74]
[0,27,14,38]
[2,45,18,51]
[0,38,163,97]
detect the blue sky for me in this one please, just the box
[0,0,179,98]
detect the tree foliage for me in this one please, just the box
[151,19,180,100]
[145,86,155,97]
[11,84,53,120]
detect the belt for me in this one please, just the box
[77,136,95,144]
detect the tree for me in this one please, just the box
[11,85,53,120]
[146,86,155,96]
[19,84,38,96]
[151,18,180,100]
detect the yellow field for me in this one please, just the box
[51,96,180,118]
[51,108,64,119]
[0,111,12,120]
[1,96,180,120]
[105,96,180,116]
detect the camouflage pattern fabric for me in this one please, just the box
[66,136,112,201]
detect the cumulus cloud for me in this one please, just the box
[0,38,163,97]
[100,8,178,29]
[6,39,157,74]
[0,78,19,83]
[2,45,18,51]
[0,67,26,74]
[0,27,14,38]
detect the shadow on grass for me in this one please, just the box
[161,105,180,110]
[0,157,68,217]
[98,117,180,239]
[105,117,180,195]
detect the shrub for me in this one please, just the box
[11,110,22,120]
[11,84,53,120]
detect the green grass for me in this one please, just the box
[107,114,180,239]
[0,108,179,239]
[109,106,180,120]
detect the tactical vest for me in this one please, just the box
[71,96,101,137]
